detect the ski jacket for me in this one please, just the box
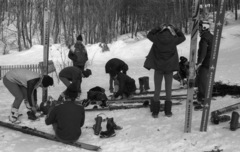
[179,61,189,78]
[197,31,213,68]
[105,58,128,74]
[68,41,88,66]
[114,73,136,98]
[45,101,85,141]
[144,28,186,71]
[5,69,41,107]
[59,66,82,82]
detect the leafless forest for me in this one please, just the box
[0,0,239,54]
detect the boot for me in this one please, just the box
[100,118,116,138]
[93,115,102,135]
[27,111,39,121]
[107,117,122,130]
[230,111,240,131]
[164,100,173,117]
[151,99,160,118]
[143,76,150,91]
[9,107,21,124]
[138,77,144,93]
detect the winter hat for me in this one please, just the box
[199,20,210,31]
[42,75,54,87]
[180,56,188,63]
[77,34,83,41]
[64,81,79,99]
[82,69,92,78]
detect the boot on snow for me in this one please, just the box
[230,111,240,131]
[100,118,116,138]
[164,100,173,117]
[9,107,22,124]
[150,98,160,118]
[93,115,102,135]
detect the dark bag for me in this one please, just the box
[87,86,108,101]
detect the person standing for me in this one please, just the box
[3,69,53,123]
[45,82,85,143]
[68,34,88,71]
[144,23,186,118]
[105,58,129,93]
[194,20,213,111]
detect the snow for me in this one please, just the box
[0,11,240,152]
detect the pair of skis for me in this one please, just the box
[184,0,227,132]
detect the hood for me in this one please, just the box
[157,30,175,45]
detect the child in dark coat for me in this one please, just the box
[173,56,189,88]
[45,82,85,143]
[105,58,129,93]
[110,72,136,100]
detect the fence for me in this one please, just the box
[0,60,56,80]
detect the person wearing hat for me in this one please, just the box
[45,81,85,143]
[68,34,88,71]
[143,23,186,118]
[194,20,213,111]
[3,69,54,124]
[58,66,92,101]
[173,56,189,88]
[105,58,129,93]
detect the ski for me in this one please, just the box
[211,102,240,117]
[42,1,51,103]
[184,0,200,133]
[200,0,226,132]
[85,102,182,112]
[0,120,101,151]
[108,98,183,104]
[134,88,185,95]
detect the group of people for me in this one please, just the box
[2,20,213,142]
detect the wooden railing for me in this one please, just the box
[0,60,56,80]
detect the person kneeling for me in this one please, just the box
[45,81,85,143]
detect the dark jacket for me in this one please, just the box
[144,28,186,71]
[197,31,213,68]
[179,61,189,78]
[114,73,136,98]
[45,101,85,141]
[59,66,82,82]
[68,41,88,66]
[105,58,128,74]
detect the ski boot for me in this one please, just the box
[230,111,240,131]
[93,115,102,135]
[9,107,22,124]
[150,99,160,118]
[100,118,116,138]
[27,111,39,121]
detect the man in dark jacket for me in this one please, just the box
[144,23,186,118]
[110,72,136,100]
[58,66,92,100]
[3,69,53,123]
[105,58,129,93]
[45,82,85,143]
[194,20,213,111]
[68,34,88,71]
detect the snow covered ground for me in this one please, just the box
[0,11,240,152]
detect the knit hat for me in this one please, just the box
[82,69,92,78]
[42,75,54,87]
[64,81,79,99]
[77,34,83,41]
[180,56,188,63]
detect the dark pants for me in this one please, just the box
[52,123,78,143]
[3,75,27,109]
[154,70,173,101]
[196,67,209,103]
[123,79,136,96]
[109,70,127,90]
[74,64,85,93]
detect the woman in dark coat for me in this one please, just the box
[144,24,186,118]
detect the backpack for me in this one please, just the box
[87,86,108,101]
